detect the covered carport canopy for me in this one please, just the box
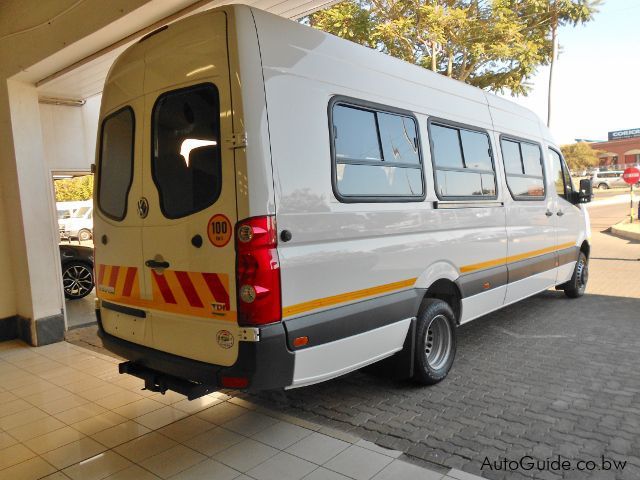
[0,0,338,346]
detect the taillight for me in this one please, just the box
[235,216,281,326]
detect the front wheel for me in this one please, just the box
[78,229,92,241]
[563,252,588,298]
[412,299,457,385]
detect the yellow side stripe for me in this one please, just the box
[282,278,417,318]
[460,241,576,273]
[283,242,577,317]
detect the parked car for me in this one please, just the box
[59,244,94,299]
[590,170,627,190]
[59,206,93,241]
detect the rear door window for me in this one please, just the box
[98,107,135,221]
[152,83,222,219]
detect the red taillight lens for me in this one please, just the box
[220,376,249,389]
[235,216,281,326]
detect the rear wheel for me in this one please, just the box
[62,262,94,299]
[598,183,609,190]
[412,299,457,385]
[563,252,588,298]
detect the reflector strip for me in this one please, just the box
[283,278,416,318]
[152,271,177,304]
[175,271,204,308]
[122,267,137,297]
[203,272,230,310]
[98,265,106,285]
[108,266,120,289]
[96,264,232,320]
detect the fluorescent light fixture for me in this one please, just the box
[180,138,217,166]
[39,97,85,107]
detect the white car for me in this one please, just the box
[59,206,93,241]
[93,5,592,399]
[590,170,639,189]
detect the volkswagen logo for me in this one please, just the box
[137,197,149,219]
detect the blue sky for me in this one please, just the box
[505,0,640,144]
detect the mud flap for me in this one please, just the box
[363,317,416,380]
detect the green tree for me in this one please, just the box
[560,142,602,171]
[307,0,599,96]
[54,175,94,202]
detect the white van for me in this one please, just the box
[94,5,592,398]
[59,205,94,241]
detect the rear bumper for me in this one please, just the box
[96,309,295,393]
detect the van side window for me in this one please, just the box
[549,148,566,198]
[98,107,135,221]
[500,138,546,199]
[428,122,497,199]
[331,101,424,201]
[152,83,222,219]
[549,148,575,199]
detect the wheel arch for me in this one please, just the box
[414,261,462,323]
[419,279,462,324]
[580,239,590,259]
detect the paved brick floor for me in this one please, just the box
[246,206,640,480]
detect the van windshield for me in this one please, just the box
[73,207,91,218]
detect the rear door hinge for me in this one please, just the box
[226,132,247,149]
[238,327,260,342]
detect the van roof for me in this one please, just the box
[103,5,553,145]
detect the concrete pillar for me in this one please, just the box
[0,79,65,345]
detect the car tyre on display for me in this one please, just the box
[62,261,94,299]
[562,252,589,299]
[412,298,457,385]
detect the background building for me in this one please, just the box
[590,128,640,169]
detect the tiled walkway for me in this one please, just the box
[0,340,482,480]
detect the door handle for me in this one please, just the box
[557,210,564,217]
[545,210,553,217]
[145,259,170,269]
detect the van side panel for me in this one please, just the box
[252,9,508,362]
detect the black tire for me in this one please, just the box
[78,229,92,241]
[598,183,609,190]
[563,252,588,298]
[62,261,94,299]
[412,299,457,385]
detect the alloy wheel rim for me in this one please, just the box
[63,265,93,297]
[424,314,452,370]
[577,258,588,289]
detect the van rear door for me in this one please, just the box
[95,95,147,332]
[138,12,239,367]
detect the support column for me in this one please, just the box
[0,79,65,345]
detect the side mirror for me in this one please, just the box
[577,178,592,204]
